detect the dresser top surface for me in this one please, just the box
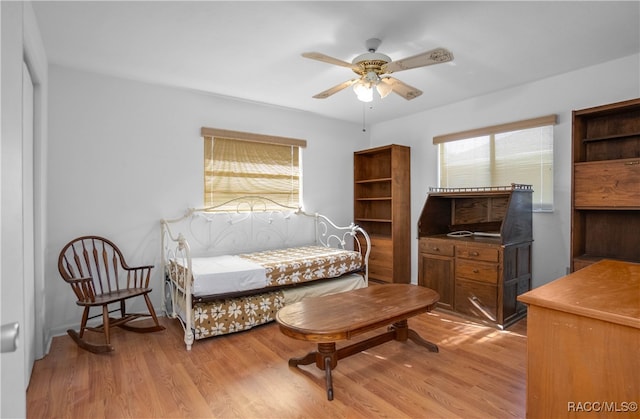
[518,259,640,329]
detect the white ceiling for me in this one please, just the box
[32,1,640,125]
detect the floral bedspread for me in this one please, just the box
[238,245,363,287]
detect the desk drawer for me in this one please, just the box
[456,245,499,262]
[455,278,497,322]
[419,238,455,257]
[456,259,498,284]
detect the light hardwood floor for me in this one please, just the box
[27,310,527,418]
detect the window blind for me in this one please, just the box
[436,115,556,211]
[203,135,302,211]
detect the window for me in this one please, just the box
[435,115,556,211]
[202,128,306,211]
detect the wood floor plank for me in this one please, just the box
[27,309,527,418]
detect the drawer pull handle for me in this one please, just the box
[469,251,479,256]
[468,296,496,322]
[472,269,480,273]
[624,161,639,165]
[432,247,440,251]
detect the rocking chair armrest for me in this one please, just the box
[121,264,154,272]
[64,276,93,286]
[64,276,97,303]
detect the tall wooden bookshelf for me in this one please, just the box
[354,144,410,284]
[571,98,640,271]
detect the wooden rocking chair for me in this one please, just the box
[58,235,165,353]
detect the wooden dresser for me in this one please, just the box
[417,184,533,328]
[518,260,640,418]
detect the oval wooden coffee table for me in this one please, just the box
[276,283,440,400]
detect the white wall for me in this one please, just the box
[45,65,368,339]
[369,53,640,288]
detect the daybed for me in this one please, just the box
[161,196,371,350]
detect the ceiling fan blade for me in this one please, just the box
[302,52,359,70]
[312,79,359,99]
[380,77,423,100]
[384,47,453,73]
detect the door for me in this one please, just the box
[23,61,36,385]
[1,3,30,414]
[0,62,34,419]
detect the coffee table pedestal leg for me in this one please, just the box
[391,319,439,353]
[317,342,336,401]
[287,320,438,400]
[288,342,337,401]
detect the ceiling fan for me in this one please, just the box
[303,38,454,102]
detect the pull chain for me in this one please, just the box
[362,102,367,132]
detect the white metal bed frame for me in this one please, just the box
[161,196,370,350]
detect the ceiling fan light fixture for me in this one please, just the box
[353,80,373,102]
[376,80,393,99]
[364,71,379,83]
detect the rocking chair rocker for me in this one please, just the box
[58,236,165,353]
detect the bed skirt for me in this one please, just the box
[172,273,366,340]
